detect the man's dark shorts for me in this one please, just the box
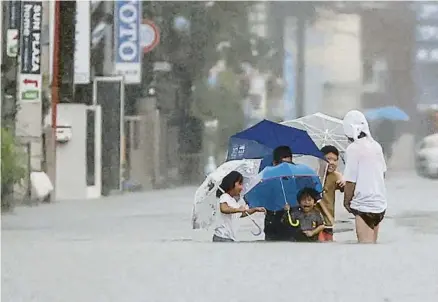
[264,210,289,241]
[351,209,385,230]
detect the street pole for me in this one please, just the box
[52,0,60,133]
[1,0,21,207]
[295,13,306,118]
[1,1,3,205]
[47,0,61,202]
[2,0,20,130]
[103,0,113,76]
[0,0,2,107]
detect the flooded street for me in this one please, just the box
[2,172,438,302]
[2,1,438,301]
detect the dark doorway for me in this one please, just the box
[86,109,96,186]
[95,79,123,195]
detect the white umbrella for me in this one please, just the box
[282,112,349,152]
[192,159,263,234]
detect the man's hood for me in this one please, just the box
[342,110,372,140]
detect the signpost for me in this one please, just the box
[113,0,142,84]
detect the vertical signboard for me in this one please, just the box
[74,0,91,84]
[413,2,438,110]
[6,0,21,57]
[19,1,43,103]
[114,0,141,84]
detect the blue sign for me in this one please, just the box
[413,2,438,109]
[114,0,141,84]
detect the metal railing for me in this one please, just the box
[123,115,205,189]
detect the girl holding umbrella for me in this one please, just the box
[213,171,266,242]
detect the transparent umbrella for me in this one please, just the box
[192,159,263,235]
[282,112,349,152]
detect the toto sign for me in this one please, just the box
[114,0,141,84]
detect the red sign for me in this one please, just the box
[23,78,39,87]
[141,20,160,54]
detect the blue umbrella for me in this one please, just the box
[227,119,324,161]
[244,163,323,211]
[364,106,410,121]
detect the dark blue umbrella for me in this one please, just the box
[226,120,324,161]
[244,163,322,211]
[364,106,410,121]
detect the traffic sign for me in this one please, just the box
[140,19,160,53]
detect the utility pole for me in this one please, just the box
[58,1,76,103]
[1,2,3,128]
[51,0,60,151]
[295,13,306,119]
[102,0,113,76]
[1,1,3,206]
[1,0,21,208]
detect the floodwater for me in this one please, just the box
[2,171,438,302]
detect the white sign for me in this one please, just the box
[74,0,91,84]
[19,1,43,104]
[417,25,438,41]
[140,20,160,53]
[417,48,438,62]
[417,3,438,20]
[19,73,42,102]
[6,29,19,57]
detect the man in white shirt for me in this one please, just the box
[342,110,387,244]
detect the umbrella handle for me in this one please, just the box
[280,178,288,205]
[340,153,345,165]
[245,211,263,236]
[287,210,300,227]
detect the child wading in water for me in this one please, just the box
[213,171,265,242]
[282,188,325,242]
[342,110,387,244]
[316,145,345,241]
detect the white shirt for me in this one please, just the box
[344,137,387,213]
[213,193,243,241]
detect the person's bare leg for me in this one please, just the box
[355,216,375,243]
[373,224,380,243]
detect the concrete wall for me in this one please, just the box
[304,23,326,116]
[283,12,363,120]
[55,104,87,200]
[314,12,363,118]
